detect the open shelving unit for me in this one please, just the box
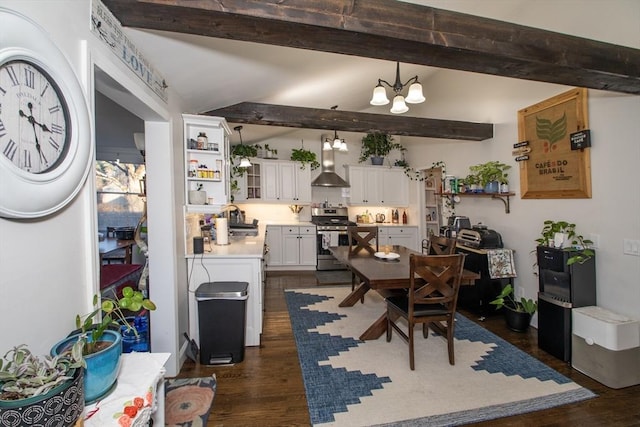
[436,192,515,214]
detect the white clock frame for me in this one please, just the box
[0,8,92,219]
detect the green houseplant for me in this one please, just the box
[469,161,511,193]
[290,147,320,170]
[0,344,85,425]
[535,220,594,265]
[490,284,538,332]
[359,132,403,165]
[51,287,156,403]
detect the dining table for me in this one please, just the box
[99,237,136,265]
[329,244,480,340]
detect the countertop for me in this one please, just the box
[185,225,266,258]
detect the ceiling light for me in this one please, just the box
[370,61,425,114]
[234,125,251,168]
[324,106,348,151]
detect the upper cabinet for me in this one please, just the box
[345,165,408,207]
[236,159,311,204]
[182,114,231,212]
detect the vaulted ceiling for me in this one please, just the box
[101,0,639,143]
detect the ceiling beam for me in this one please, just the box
[103,0,639,94]
[205,103,493,141]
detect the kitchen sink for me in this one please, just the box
[229,227,258,237]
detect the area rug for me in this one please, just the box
[316,270,353,285]
[285,287,596,426]
[165,375,216,426]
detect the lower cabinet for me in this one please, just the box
[266,225,316,269]
[186,257,263,347]
[378,226,419,251]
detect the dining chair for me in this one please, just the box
[425,235,457,255]
[386,253,465,370]
[347,226,379,302]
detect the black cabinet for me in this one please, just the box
[456,247,510,317]
[536,246,596,362]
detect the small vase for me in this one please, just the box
[500,183,509,193]
[554,232,567,248]
[371,156,384,165]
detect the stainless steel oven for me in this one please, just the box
[312,207,354,271]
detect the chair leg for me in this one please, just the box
[409,320,415,370]
[386,310,392,342]
[447,319,455,365]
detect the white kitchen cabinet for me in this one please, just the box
[282,226,316,266]
[423,167,443,238]
[183,114,231,212]
[262,160,311,203]
[265,225,283,266]
[378,226,419,251]
[345,165,408,206]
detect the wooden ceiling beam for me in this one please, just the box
[205,103,493,141]
[103,0,640,94]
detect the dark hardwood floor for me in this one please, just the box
[176,271,640,426]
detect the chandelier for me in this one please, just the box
[234,125,252,168]
[370,62,425,114]
[323,106,348,152]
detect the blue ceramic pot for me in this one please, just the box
[51,329,122,403]
[370,156,384,165]
[484,181,499,193]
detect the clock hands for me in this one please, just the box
[19,102,48,166]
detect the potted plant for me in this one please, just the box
[490,284,538,332]
[263,144,278,158]
[469,161,511,193]
[290,147,320,170]
[0,344,85,425]
[230,143,261,178]
[535,220,594,265]
[464,173,480,193]
[188,183,207,205]
[359,132,403,165]
[51,287,156,403]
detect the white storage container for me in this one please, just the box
[572,306,640,389]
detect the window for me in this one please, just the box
[96,161,146,231]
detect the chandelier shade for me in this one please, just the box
[370,62,425,114]
[234,125,252,168]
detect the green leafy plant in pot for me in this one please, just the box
[0,344,85,425]
[359,132,403,165]
[469,161,511,193]
[51,287,156,403]
[535,220,594,265]
[490,284,537,332]
[291,147,320,170]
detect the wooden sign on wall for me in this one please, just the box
[518,88,591,198]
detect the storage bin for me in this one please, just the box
[196,281,248,365]
[572,306,640,389]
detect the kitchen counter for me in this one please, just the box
[185,225,266,257]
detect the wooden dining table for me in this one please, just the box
[99,237,136,265]
[329,245,480,340]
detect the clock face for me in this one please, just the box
[0,60,70,173]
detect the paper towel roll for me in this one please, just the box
[215,218,229,245]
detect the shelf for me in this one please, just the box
[187,177,222,183]
[437,192,515,214]
[186,148,221,155]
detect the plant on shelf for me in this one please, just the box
[291,146,320,170]
[464,173,480,193]
[263,144,278,158]
[359,132,404,165]
[490,284,538,332]
[469,161,511,193]
[535,220,594,265]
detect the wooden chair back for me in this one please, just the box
[409,253,465,310]
[347,226,378,256]
[425,235,457,255]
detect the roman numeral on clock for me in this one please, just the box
[49,136,60,151]
[24,68,35,89]
[41,82,50,97]
[5,65,19,87]
[51,123,64,134]
[23,149,31,169]
[49,104,60,114]
[0,120,6,138]
[3,139,17,161]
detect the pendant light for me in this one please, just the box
[324,105,348,152]
[234,125,252,168]
[370,62,425,114]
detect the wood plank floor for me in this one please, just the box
[176,271,640,426]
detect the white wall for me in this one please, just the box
[0,1,186,377]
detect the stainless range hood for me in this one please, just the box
[311,135,350,187]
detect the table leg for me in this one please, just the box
[359,311,400,340]
[339,281,371,307]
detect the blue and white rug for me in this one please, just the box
[285,287,596,427]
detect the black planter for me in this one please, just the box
[504,307,532,332]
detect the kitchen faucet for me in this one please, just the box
[221,204,244,224]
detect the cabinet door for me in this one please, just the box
[282,226,301,265]
[294,165,312,203]
[279,162,297,201]
[380,168,408,206]
[262,162,280,201]
[298,227,317,266]
[266,225,283,266]
[347,166,380,205]
[347,167,367,204]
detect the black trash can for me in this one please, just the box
[195,281,248,365]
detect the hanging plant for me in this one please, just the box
[291,142,320,170]
[230,143,261,178]
[359,132,404,163]
[394,150,424,181]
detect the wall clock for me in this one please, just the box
[0,8,92,219]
